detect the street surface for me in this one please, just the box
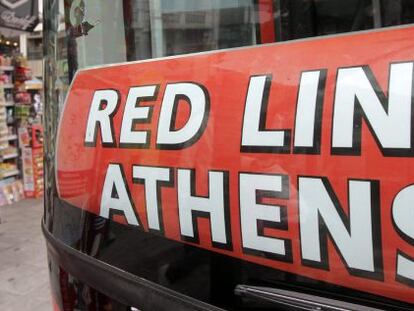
[0,198,51,310]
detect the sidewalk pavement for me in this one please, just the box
[0,198,51,311]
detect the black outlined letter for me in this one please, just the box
[132,165,173,233]
[392,184,414,287]
[241,75,291,153]
[120,85,159,148]
[298,177,383,280]
[100,163,141,226]
[332,63,413,156]
[177,169,232,249]
[156,83,209,149]
[84,89,120,147]
[239,173,292,262]
[293,70,327,154]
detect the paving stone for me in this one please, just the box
[0,290,19,309]
[0,199,51,310]
[0,264,44,295]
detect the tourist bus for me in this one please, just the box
[43,1,414,310]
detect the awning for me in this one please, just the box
[0,0,39,32]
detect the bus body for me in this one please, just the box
[43,1,414,310]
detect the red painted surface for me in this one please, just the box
[56,27,414,304]
[258,0,276,43]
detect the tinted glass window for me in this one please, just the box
[277,0,414,40]
[61,0,414,74]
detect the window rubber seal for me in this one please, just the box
[41,219,225,311]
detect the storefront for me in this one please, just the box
[0,0,42,206]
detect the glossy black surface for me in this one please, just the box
[44,198,414,311]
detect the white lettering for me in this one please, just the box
[100,164,140,226]
[332,63,413,152]
[294,70,324,150]
[177,169,229,246]
[241,75,289,151]
[299,177,378,273]
[133,165,171,231]
[240,173,289,258]
[120,85,157,147]
[157,83,208,148]
[85,89,119,146]
[392,185,414,283]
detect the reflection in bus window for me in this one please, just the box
[125,0,256,60]
[63,0,414,73]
